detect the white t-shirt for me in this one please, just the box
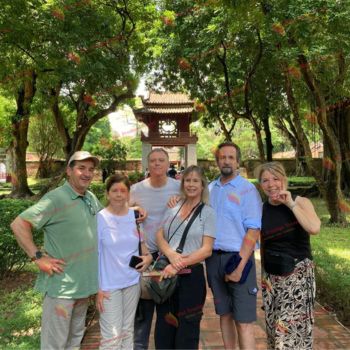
[130,177,180,253]
[97,208,141,291]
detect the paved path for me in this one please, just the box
[81,253,350,349]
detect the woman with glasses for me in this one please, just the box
[155,165,216,349]
[96,174,153,349]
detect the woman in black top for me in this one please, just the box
[257,162,320,350]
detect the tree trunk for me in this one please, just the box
[298,55,346,223]
[331,105,350,196]
[36,157,54,179]
[283,68,313,177]
[9,71,37,198]
[50,85,72,159]
[250,117,265,161]
[261,105,273,161]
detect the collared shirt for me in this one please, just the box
[209,174,262,251]
[20,181,103,299]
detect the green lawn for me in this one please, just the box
[0,178,52,196]
[0,266,42,350]
[309,198,350,325]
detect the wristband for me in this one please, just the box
[30,251,43,262]
[289,201,296,209]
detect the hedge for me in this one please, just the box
[0,199,43,279]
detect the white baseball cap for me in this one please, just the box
[68,151,99,167]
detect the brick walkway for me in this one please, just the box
[81,253,350,349]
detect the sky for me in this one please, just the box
[108,78,149,137]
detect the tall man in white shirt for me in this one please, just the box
[130,148,180,350]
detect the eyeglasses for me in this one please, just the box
[82,196,96,216]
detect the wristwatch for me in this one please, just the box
[31,251,43,262]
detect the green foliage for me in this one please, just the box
[28,112,65,178]
[0,199,43,279]
[311,226,350,326]
[120,136,142,159]
[191,123,220,160]
[88,182,106,204]
[0,284,42,349]
[0,94,16,148]
[127,170,144,185]
[0,0,159,195]
[203,167,220,182]
[288,177,316,186]
[28,112,64,156]
[84,118,112,154]
[310,198,350,325]
[93,139,127,177]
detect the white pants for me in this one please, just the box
[41,294,89,350]
[99,283,140,350]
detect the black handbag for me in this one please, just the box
[145,255,177,304]
[264,249,298,276]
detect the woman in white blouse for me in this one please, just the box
[96,174,152,349]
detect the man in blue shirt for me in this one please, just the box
[206,142,262,349]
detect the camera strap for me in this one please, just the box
[134,210,142,256]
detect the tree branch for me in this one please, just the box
[243,28,263,115]
[216,40,244,117]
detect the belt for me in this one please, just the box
[178,263,202,275]
[213,249,236,254]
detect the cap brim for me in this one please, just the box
[69,156,99,167]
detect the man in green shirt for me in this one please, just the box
[11,151,102,350]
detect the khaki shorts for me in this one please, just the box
[205,250,258,323]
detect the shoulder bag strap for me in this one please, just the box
[134,210,142,256]
[176,203,205,254]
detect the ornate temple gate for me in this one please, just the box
[133,92,198,171]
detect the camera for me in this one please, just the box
[134,210,140,219]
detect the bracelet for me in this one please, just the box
[289,201,296,209]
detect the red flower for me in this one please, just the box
[304,112,317,124]
[272,23,286,36]
[67,52,81,64]
[287,66,301,79]
[161,16,175,26]
[51,8,65,21]
[194,102,205,112]
[83,94,95,106]
[338,200,350,213]
[322,157,335,171]
[178,58,191,70]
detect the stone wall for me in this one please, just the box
[24,158,322,180]
[25,159,142,180]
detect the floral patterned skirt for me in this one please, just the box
[261,259,315,350]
